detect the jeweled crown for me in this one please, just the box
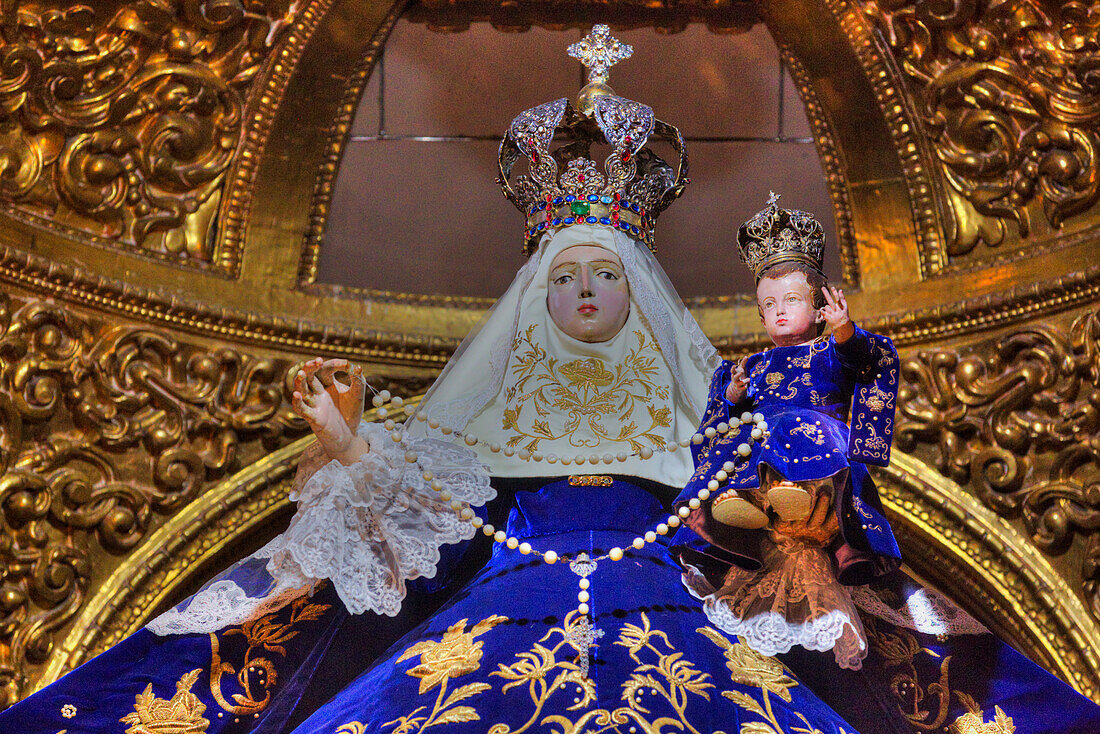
[498,25,688,254]
[736,193,826,281]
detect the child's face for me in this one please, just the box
[756,271,822,346]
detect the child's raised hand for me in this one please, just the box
[821,286,854,342]
[292,358,368,463]
[725,358,749,403]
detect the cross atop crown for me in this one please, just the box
[567,25,633,85]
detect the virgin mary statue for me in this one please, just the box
[3,26,1099,734]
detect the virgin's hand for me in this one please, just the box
[725,359,749,403]
[292,359,368,463]
[821,286,854,343]
[295,358,366,430]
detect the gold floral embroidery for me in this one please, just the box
[503,327,672,453]
[790,422,825,445]
[384,615,508,733]
[567,475,613,487]
[765,372,784,387]
[336,724,368,734]
[949,702,1016,734]
[121,669,209,734]
[206,594,331,716]
[860,383,894,413]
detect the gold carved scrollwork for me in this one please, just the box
[896,305,1100,617]
[860,0,1100,255]
[0,0,299,267]
[0,290,311,708]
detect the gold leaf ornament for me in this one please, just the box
[120,668,210,734]
[397,616,508,695]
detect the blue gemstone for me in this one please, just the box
[529,205,539,215]
[564,217,575,224]
[619,222,628,230]
[553,197,564,205]
[537,222,546,231]
[630,225,639,234]
[599,217,611,225]
[600,195,613,204]
[586,216,597,224]
[552,218,563,226]
[565,195,575,203]
[587,194,599,203]
[631,203,640,213]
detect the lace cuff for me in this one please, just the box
[147,423,494,635]
[682,539,867,670]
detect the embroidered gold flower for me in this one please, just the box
[60,703,77,719]
[616,612,672,663]
[397,616,507,695]
[560,358,615,388]
[120,669,209,734]
[765,372,784,387]
[950,705,1016,733]
[697,627,797,702]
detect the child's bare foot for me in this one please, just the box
[766,481,814,522]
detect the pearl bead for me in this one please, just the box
[391,431,403,443]
[698,489,711,500]
[665,441,678,452]
[723,461,736,472]
[579,578,590,589]
[384,419,396,430]
[691,433,704,445]
[679,438,691,448]
[518,450,531,460]
[759,421,769,431]
[422,471,434,481]
[439,490,452,501]
[430,479,443,491]
[578,590,590,603]
[531,452,543,462]
[737,443,752,456]
[753,412,765,423]
[640,447,653,459]
[707,479,719,491]
[450,500,462,511]
[464,434,478,446]
[428,419,440,429]
[471,516,484,528]
[519,542,532,554]
[617,452,629,462]
[391,396,404,408]
[717,422,729,434]
[404,405,415,416]
[645,531,657,543]
[379,390,391,402]
[503,447,515,457]
[609,547,624,561]
[415,412,426,421]
[751,427,763,439]
[603,453,614,464]
[460,507,474,520]
[490,443,501,453]
[667,515,681,527]
[494,530,507,543]
[578,602,589,615]
[482,523,495,535]
[371,395,385,408]
[376,408,388,418]
[547,454,558,464]
[440,426,453,435]
[656,523,669,535]
[632,537,645,549]
[404,451,418,463]
[715,470,728,481]
[704,427,716,438]
[506,537,519,549]
[688,498,701,509]
[561,457,572,465]
[741,412,754,424]
[678,506,691,518]
[589,455,600,465]
[544,550,558,564]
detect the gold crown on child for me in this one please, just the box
[736,193,826,281]
[497,25,689,255]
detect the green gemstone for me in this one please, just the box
[570,201,590,217]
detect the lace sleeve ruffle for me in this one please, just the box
[259,422,495,616]
[147,422,494,635]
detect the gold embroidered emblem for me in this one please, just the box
[121,669,209,734]
[789,354,812,369]
[765,372,784,387]
[950,703,1016,734]
[861,383,893,412]
[790,422,825,445]
[568,475,613,486]
[503,327,673,453]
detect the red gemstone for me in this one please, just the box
[578,175,585,182]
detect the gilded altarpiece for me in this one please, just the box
[0,0,1098,712]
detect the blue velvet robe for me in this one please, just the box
[3,478,1099,733]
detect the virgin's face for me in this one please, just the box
[547,245,630,343]
[756,271,821,347]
